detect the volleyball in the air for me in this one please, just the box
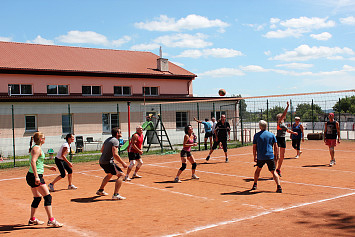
[218,89,226,96]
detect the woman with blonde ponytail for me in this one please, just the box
[26,132,63,227]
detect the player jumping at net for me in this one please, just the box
[26,132,63,227]
[275,101,298,177]
[206,114,231,163]
[252,120,282,193]
[291,117,304,159]
[48,134,77,192]
[124,126,144,181]
[324,113,340,166]
[193,117,213,150]
[96,127,128,200]
[174,125,199,183]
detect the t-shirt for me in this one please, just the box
[291,123,302,140]
[211,121,217,133]
[28,145,45,174]
[56,142,70,160]
[215,121,230,140]
[253,130,277,160]
[276,122,287,137]
[325,121,338,139]
[99,137,119,164]
[202,121,212,133]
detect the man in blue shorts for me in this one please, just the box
[252,120,282,193]
[96,127,128,200]
[194,117,213,150]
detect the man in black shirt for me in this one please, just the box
[206,114,231,163]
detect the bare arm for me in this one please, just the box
[324,122,327,142]
[30,147,41,182]
[300,124,304,141]
[336,122,341,143]
[193,117,202,123]
[112,146,127,168]
[273,142,279,161]
[101,144,104,153]
[278,101,289,123]
[253,144,257,162]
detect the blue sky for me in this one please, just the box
[1,0,355,97]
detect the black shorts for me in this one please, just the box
[292,139,301,150]
[128,152,141,161]
[212,138,227,152]
[100,163,123,175]
[180,150,192,157]
[256,159,276,171]
[276,137,286,148]
[26,172,45,188]
[55,157,73,177]
[205,131,213,139]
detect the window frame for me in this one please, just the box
[62,114,73,134]
[102,113,119,133]
[9,84,33,95]
[142,86,159,96]
[176,111,188,130]
[82,85,102,95]
[47,85,69,95]
[114,86,131,96]
[25,115,37,132]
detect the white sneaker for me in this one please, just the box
[225,157,229,163]
[96,190,109,196]
[68,184,78,190]
[191,174,199,180]
[123,176,131,182]
[112,194,126,200]
[28,218,44,225]
[174,178,182,183]
[295,155,299,159]
[132,174,142,179]
[47,219,63,227]
[48,183,54,192]
[329,160,334,166]
[299,151,302,156]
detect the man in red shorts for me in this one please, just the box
[324,113,340,166]
[124,126,144,181]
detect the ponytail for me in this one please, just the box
[29,132,44,152]
[29,137,33,153]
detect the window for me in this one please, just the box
[143,87,159,96]
[25,115,37,132]
[102,113,119,133]
[47,85,69,95]
[9,84,32,95]
[82,86,101,95]
[114,86,131,96]
[176,112,188,129]
[62,114,73,134]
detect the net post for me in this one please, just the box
[197,102,200,151]
[239,101,244,145]
[338,98,341,129]
[312,99,314,133]
[160,104,163,153]
[12,105,15,167]
[68,104,72,162]
[290,99,293,124]
[266,99,269,131]
[127,101,131,141]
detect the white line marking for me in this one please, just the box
[161,191,355,237]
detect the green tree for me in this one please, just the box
[268,106,285,122]
[295,103,323,121]
[333,96,355,114]
[231,94,247,112]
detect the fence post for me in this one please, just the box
[290,99,293,124]
[12,105,16,167]
[312,99,314,133]
[68,104,73,162]
[197,102,201,151]
[338,98,341,129]
[160,104,163,153]
[266,99,269,131]
[117,104,119,127]
[240,101,244,145]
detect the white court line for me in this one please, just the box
[161,191,355,237]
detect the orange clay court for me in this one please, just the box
[0,140,354,236]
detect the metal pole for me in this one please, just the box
[68,104,73,161]
[213,103,216,118]
[127,101,131,141]
[197,103,200,151]
[160,104,163,153]
[290,99,293,124]
[266,99,269,131]
[312,99,314,133]
[338,98,341,130]
[117,104,119,127]
[12,105,16,167]
[240,101,244,145]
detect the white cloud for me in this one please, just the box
[264,28,305,38]
[0,36,12,42]
[245,23,265,31]
[57,31,110,45]
[170,61,184,67]
[310,32,332,41]
[264,50,272,56]
[26,35,54,45]
[343,65,355,71]
[112,36,131,47]
[199,68,245,77]
[176,48,243,58]
[154,33,212,48]
[240,65,267,72]
[276,63,314,69]
[134,14,229,32]
[270,18,280,24]
[327,55,344,60]
[270,44,354,61]
[340,16,355,25]
[130,43,160,51]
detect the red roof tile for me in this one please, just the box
[0,41,196,77]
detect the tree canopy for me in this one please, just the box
[333,96,355,114]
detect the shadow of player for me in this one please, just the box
[71,196,115,203]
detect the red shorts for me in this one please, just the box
[325,139,337,147]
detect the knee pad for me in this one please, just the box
[128,160,136,169]
[192,162,197,170]
[136,159,143,168]
[179,163,187,171]
[31,197,42,208]
[43,194,52,206]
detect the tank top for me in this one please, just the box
[276,122,287,137]
[29,145,45,174]
[325,121,338,139]
[291,123,302,140]
[128,133,144,153]
[183,135,194,152]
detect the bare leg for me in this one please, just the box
[30,188,41,219]
[276,147,285,170]
[68,173,73,186]
[99,174,113,190]
[114,173,124,194]
[50,175,62,185]
[187,156,196,175]
[254,167,261,184]
[330,147,335,160]
[271,170,281,186]
[36,184,53,220]
[176,157,187,178]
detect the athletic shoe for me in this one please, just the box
[329,160,334,166]
[68,184,78,190]
[47,219,63,228]
[334,160,336,165]
[299,151,302,156]
[251,184,257,190]
[225,157,229,163]
[132,174,142,179]
[206,155,210,161]
[48,183,54,192]
[123,176,131,182]
[191,174,199,179]
[96,190,109,196]
[112,194,126,200]
[276,187,283,193]
[295,155,299,159]
[28,218,44,225]
[276,169,282,177]
[174,178,182,183]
